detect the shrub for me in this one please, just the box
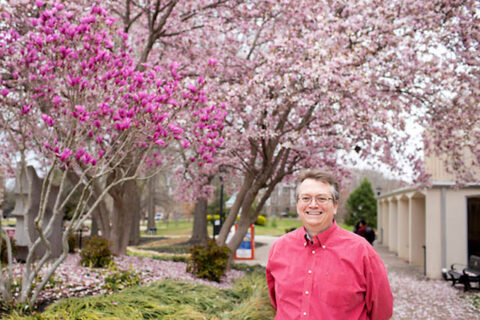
[80,236,114,268]
[186,240,230,282]
[255,215,267,226]
[207,214,220,222]
[103,265,142,292]
[1,235,16,264]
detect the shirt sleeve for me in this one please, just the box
[265,242,277,310]
[364,247,394,320]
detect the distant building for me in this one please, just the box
[264,184,296,217]
[377,154,480,279]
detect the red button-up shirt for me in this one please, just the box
[266,222,393,320]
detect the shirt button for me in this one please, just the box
[308,270,312,274]
[322,245,326,249]
[312,250,315,254]
[303,312,307,316]
[305,291,309,294]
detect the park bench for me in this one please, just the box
[442,255,480,291]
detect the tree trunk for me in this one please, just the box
[216,174,254,245]
[110,179,140,254]
[129,200,141,246]
[90,211,98,237]
[146,176,156,231]
[188,197,209,245]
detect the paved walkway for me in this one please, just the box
[375,243,425,278]
[235,235,277,267]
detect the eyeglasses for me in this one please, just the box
[298,195,334,205]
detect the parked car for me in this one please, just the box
[155,212,164,220]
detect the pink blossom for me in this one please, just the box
[155,139,166,146]
[75,148,85,161]
[58,148,72,162]
[167,123,183,135]
[21,104,32,114]
[1,88,10,97]
[41,114,55,126]
[114,118,132,130]
[181,139,190,148]
[82,152,92,164]
[67,75,81,87]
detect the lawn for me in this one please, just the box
[145,216,353,237]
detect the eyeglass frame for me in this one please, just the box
[297,194,335,205]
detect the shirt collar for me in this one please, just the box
[303,220,338,246]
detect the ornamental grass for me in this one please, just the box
[7,272,275,320]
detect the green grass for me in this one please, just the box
[8,271,275,320]
[145,217,353,237]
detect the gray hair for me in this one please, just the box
[295,169,339,202]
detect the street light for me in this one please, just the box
[219,174,224,228]
[213,166,226,239]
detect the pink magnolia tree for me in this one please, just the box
[102,0,480,259]
[96,0,239,245]
[210,0,480,253]
[0,1,223,306]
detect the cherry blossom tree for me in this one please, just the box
[0,1,223,306]
[211,0,480,255]
[102,0,480,259]
[95,0,238,245]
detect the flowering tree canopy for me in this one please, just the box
[0,1,224,306]
[210,0,480,251]
[95,0,480,255]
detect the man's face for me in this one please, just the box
[296,178,338,235]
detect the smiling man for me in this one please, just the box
[266,169,393,320]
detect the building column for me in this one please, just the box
[397,195,409,260]
[377,199,383,243]
[408,193,426,268]
[383,199,390,247]
[388,197,398,253]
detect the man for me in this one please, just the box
[266,170,393,319]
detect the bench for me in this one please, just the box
[442,255,480,291]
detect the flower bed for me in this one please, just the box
[3,254,245,306]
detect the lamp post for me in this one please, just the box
[213,166,225,239]
[219,175,224,228]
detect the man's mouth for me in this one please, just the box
[306,211,323,216]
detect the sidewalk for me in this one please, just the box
[234,235,277,267]
[374,243,425,279]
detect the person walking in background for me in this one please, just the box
[266,169,393,319]
[355,219,376,245]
